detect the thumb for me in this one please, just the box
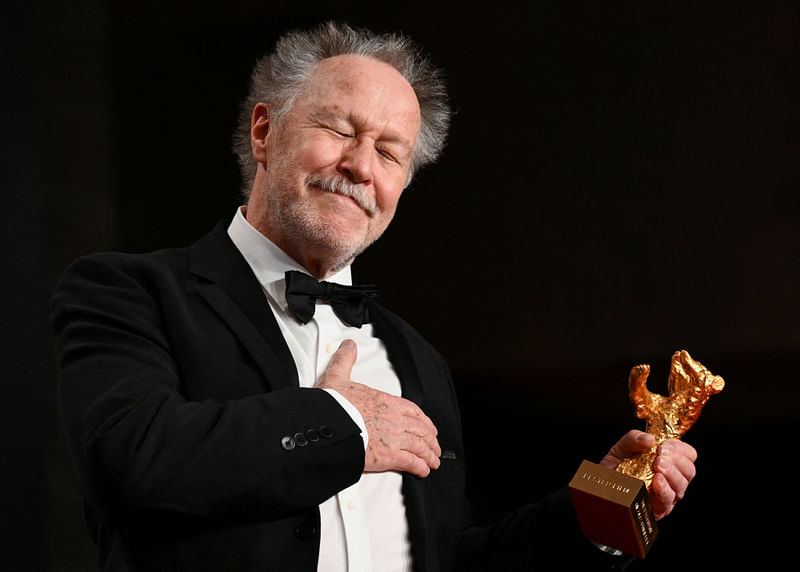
[317,339,357,388]
[600,430,655,468]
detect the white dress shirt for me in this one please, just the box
[227,207,412,572]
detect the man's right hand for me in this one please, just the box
[316,339,441,478]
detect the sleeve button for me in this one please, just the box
[280,436,296,451]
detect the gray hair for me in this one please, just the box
[232,21,451,199]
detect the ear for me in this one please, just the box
[250,103,271,164]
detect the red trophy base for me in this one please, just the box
[569,460,658,558]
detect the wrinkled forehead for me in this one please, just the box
[295,54,421,144]
[304,54,419,110]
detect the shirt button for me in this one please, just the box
[346,500,356,511]
[325,342,335,354]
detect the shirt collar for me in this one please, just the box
[226,207,353,313]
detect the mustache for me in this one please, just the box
[306,174,377,217]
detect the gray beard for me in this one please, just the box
[266,186,377,274]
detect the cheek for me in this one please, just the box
[374,176,406,214]
[299,135,343,171]
[369,183,404,237]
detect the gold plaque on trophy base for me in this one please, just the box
[569,460,657,558]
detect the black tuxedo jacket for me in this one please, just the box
[52,224,629,571]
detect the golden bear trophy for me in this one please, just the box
[569,350,724,558]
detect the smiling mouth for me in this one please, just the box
[306,174,377,217]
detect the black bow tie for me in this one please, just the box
[284,270,380,328]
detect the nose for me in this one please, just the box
[337,139,373,185]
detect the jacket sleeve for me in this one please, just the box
[51,253,365,524]
[456,488,636,570]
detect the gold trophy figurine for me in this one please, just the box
[569,350,724,558]
[616,350,725,486]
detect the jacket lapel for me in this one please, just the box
[366,300,432,571]
[366,301,425,406]
[189,223,299,390]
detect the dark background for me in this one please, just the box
[3,1,798,570]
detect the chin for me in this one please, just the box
[277,196,386,269]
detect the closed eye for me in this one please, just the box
[377,147,398,163]
[327,126,355,138]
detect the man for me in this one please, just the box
[52,22,697,571]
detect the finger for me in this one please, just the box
[660,439,698,465]
[401,417,442,458]
[400,433,441,471]
[613,430,655,457]
[649,472,676,520]
[383,394,439,440]
[600,430,654,468]
[392,395,437,427]
[394,449,435,478]
[654,454,689,501]
[373,394,441,456]
[658,441,696,480]
[317,339,357,387]
[654,441,696,501]
[367,437,438,478]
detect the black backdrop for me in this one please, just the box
[2,1,798,570]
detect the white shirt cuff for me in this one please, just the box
[322,388,369,450]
